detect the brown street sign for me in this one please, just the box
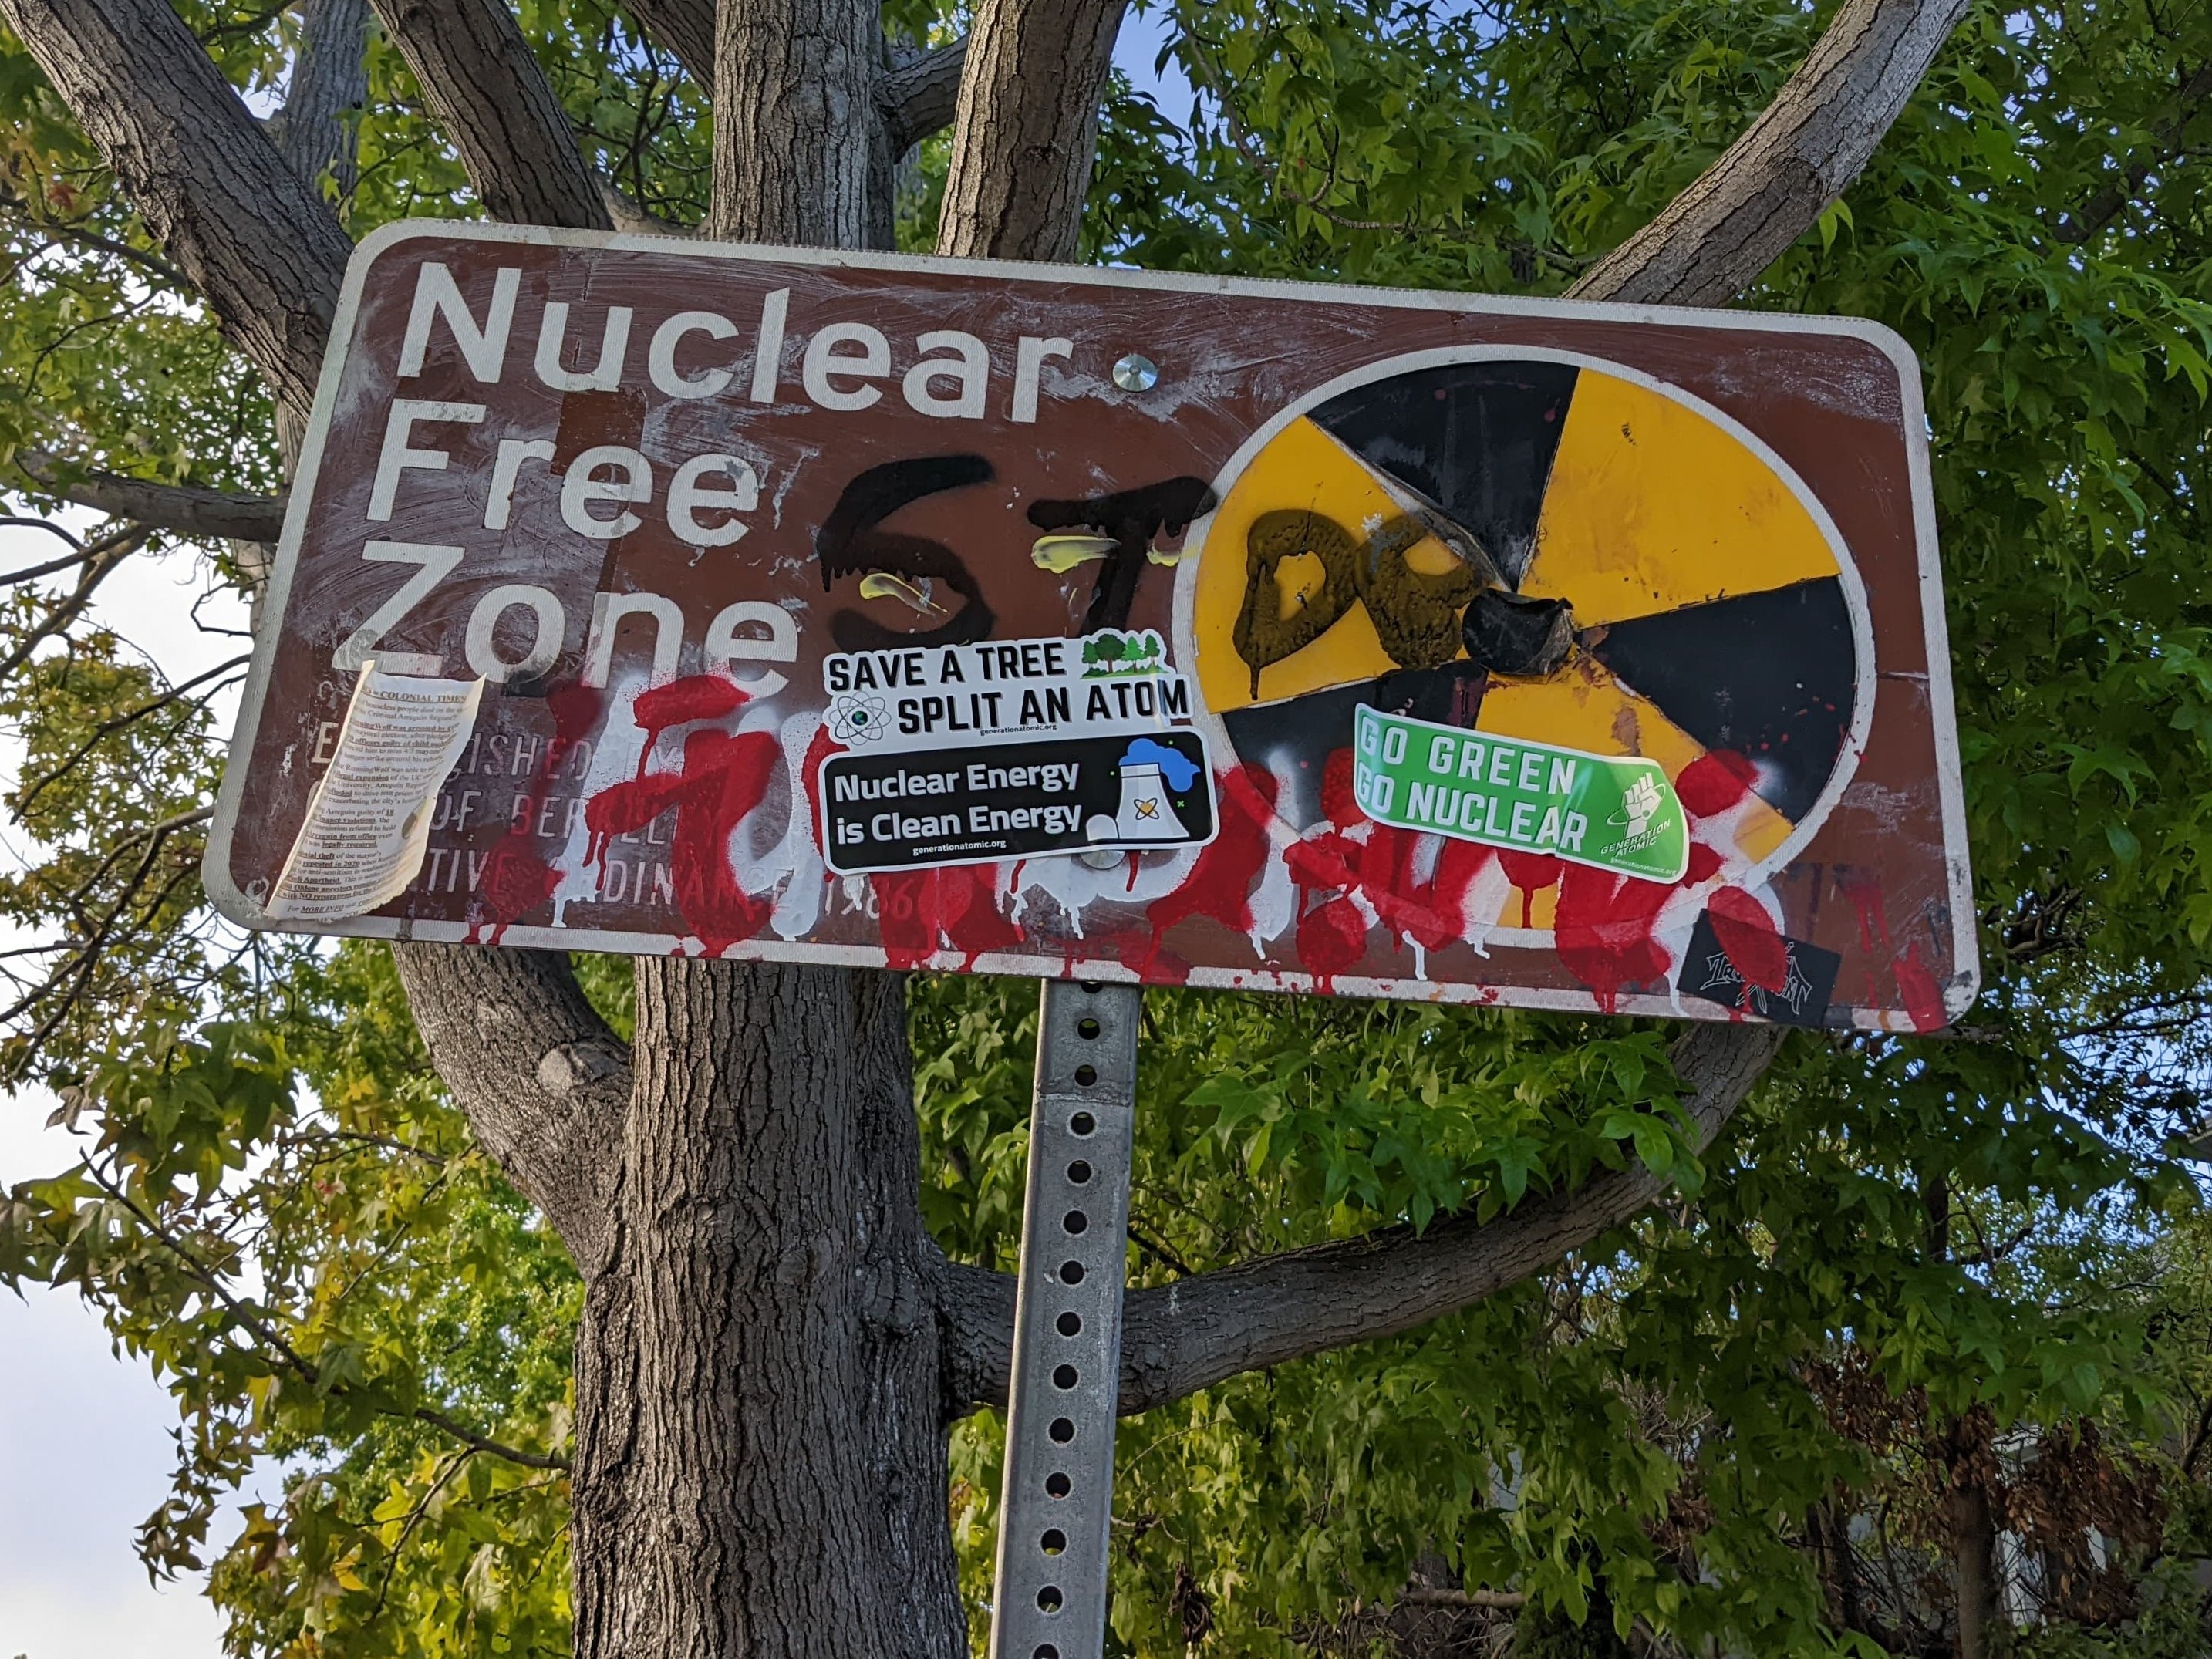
[207,222,1976,1030]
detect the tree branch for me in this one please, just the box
[0,524,147,683]
[936,0,1127,261]
[0,0,354,417]
[15,653,250,817]
[265,0,371,197]
[0,184,193,289]
[1401,1587,1526,1610]
[11,451,287,544]
[921,0,1945,1432]
[370,0,613,231]
[77,1155,568,1472]
[1570,0,1977,306]
[942,1022,1785,1415]
[597,173,683,236]
[0,803,211,1050]
[622,0,713,86]
[2053,60,2212,243]
[879,36,969,156]
[388,944,632,1275]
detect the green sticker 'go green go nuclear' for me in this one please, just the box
[1351,705,1690,885]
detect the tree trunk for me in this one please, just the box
[569,963,964,1657]
[1926,1173,1998,1659]
[1812,1495,1865,1637]
[0,0,1981,1654]
[1947,1472,1998,1659]
[565,3,966,1651]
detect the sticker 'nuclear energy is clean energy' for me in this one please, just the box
[818,629,1218,874]
[1351,705,1689,884]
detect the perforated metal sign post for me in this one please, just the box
[205,223,1981,1659]
[990,982,1141,1659]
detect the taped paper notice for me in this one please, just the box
[266,661,484,922]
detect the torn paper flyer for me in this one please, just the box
[265,660,484,923]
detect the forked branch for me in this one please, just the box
[881,38,970,156]
[388,944,633,1275]
[0,0,353,415]
[926,0,1968,1416]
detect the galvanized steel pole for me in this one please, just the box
[986,978,1142,1659]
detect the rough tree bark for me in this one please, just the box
[1571,0,1977,306]
[370,0,613,231]
[377,4,967,1648]
[265,0,370,197]
[0,0,1978,1654]
[936,0,1129,261]
[8,452,288,545]
[0,0,351,417]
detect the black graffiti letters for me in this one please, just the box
[1232,508,1484,696]
[1029,476,1217,633]
[815,454,998,652]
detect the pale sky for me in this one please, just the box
[0,523,243,1658]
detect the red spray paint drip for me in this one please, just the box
[1144,750,1500,985]
[873,865,1024,971]
[1319,747,1363,829]
[1894,941,1947,1033]
[1675,750,1758,818]
[800,722,841,858]
[1496,850,1561,929]
[1136,764,1279,973]
[470,683,607,944]
[1554,865,1674,1014]
[1552,842,1723,1013]
[1705,885,1788,1006]
[1840,872,1896,1011]
[631,675,748,774]
[585,721,782,956]
[1418,837,1498,950]
[1839,872,1948,1027]
[1840,875,1890,949]
[1354,824,1495,953]
[1297,894,1368,989]
[1515,742,1756,1008]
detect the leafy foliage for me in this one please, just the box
[4,1,2212,1656]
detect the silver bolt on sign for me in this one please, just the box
[1111,352,1159,392]
[987,979,1143,1659]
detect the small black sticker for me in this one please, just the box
[1677,907,1841,1027]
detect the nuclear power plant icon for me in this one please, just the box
[1086,738,1201,844]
